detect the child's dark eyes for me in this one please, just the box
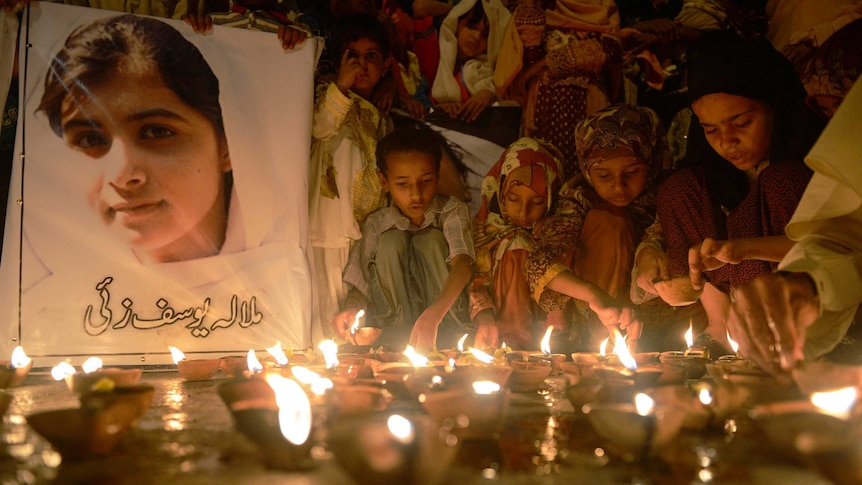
[72,131,110,150]
[141,125,176,139]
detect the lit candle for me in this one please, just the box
[10,346,31,369]
[264,374,312,446]
[170,346,221,381]
[612,328,637,371]
[291,366,333,397]
[468,347,495,365]
[51,361,76,381]
[82,357,103,374]
[635,392,655,416]
[684,322,694,352]
[0,346,33,389]
[247,350,264,375]
[267,343,289,367]
[540,326,554,356]
[457,334,468,353]
[811,387,858,420]
[318,340,339,370]
[349,309,366,343]
[403,345,430,368]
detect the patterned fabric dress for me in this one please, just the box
[470,138,565,347]
[526,104,670,311]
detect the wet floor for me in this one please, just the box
[0,371,837,484]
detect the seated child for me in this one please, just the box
[526,103,670,350]
[308,13,394,343]
[332,123,475,353]
[430,0,511,122]
[471,138,565,350]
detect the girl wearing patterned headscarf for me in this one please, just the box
[526,104,670,351]
[471,138,565,349]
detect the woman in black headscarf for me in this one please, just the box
[647,37,825,342]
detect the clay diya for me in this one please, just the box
[792,361,862,395]
[170,347,221,381]
[749,388,860,456]
[220,355,253,378]
[326,382,393,417]
[583,392,687,460]
[653,275,703,307]
[419,381,510,440]
[659,351,707,380]
[27,384,155,460]
[328,413,461,485]
[646,384,713,431]
[229,374,317,471]
[592,364,664,389]
[218,377,277,411]
[0,391,11,417]
[67,367,143,395]
[0,346,33,389]
[506,360,552,393]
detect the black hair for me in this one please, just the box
[376,123,443,175]
[459,1,488,29]
[329,13,391,66]
[38,14,224,140]
[681,37,825,210]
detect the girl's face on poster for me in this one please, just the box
[691,93,774,171]
[589,157,648,208]
[503,183,547,228]
[58,69,231,263]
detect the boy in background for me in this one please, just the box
[333,123,474,353]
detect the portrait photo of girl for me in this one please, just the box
[0,4,319,361]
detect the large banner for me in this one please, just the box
[0,3,318,365]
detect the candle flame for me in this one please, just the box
[635,393,655,416]
[318,340,339,369]
[468,347,495,365]
[811,387,858,419]
[726,331,739,353]
[457,334,468,352]
[612,328,637,370]
[387,414,414,442]
[266,343,289,366]
[51,361,76,380]
[264,373,312,445]
[472,380,501,395]
[403,345,430,367]
[82,357,103,374]
[599,338,609,357]
[540,326,553,356]
[168,346,186,364]
[10,346,31,369]
[350,309,365,335]
[247,349,264,374]
[291,366,333,396]
[698,387,713,406]
[684,321,694,348]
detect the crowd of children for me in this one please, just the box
[1,0,861,376]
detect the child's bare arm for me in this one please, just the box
[546,269,641,342]
[409,254,473,353]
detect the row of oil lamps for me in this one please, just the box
[0,321,860,485]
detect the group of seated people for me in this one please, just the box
[0,0,859,382]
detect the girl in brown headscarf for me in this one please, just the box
[526,103,670,350]
[471,138,565,349]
